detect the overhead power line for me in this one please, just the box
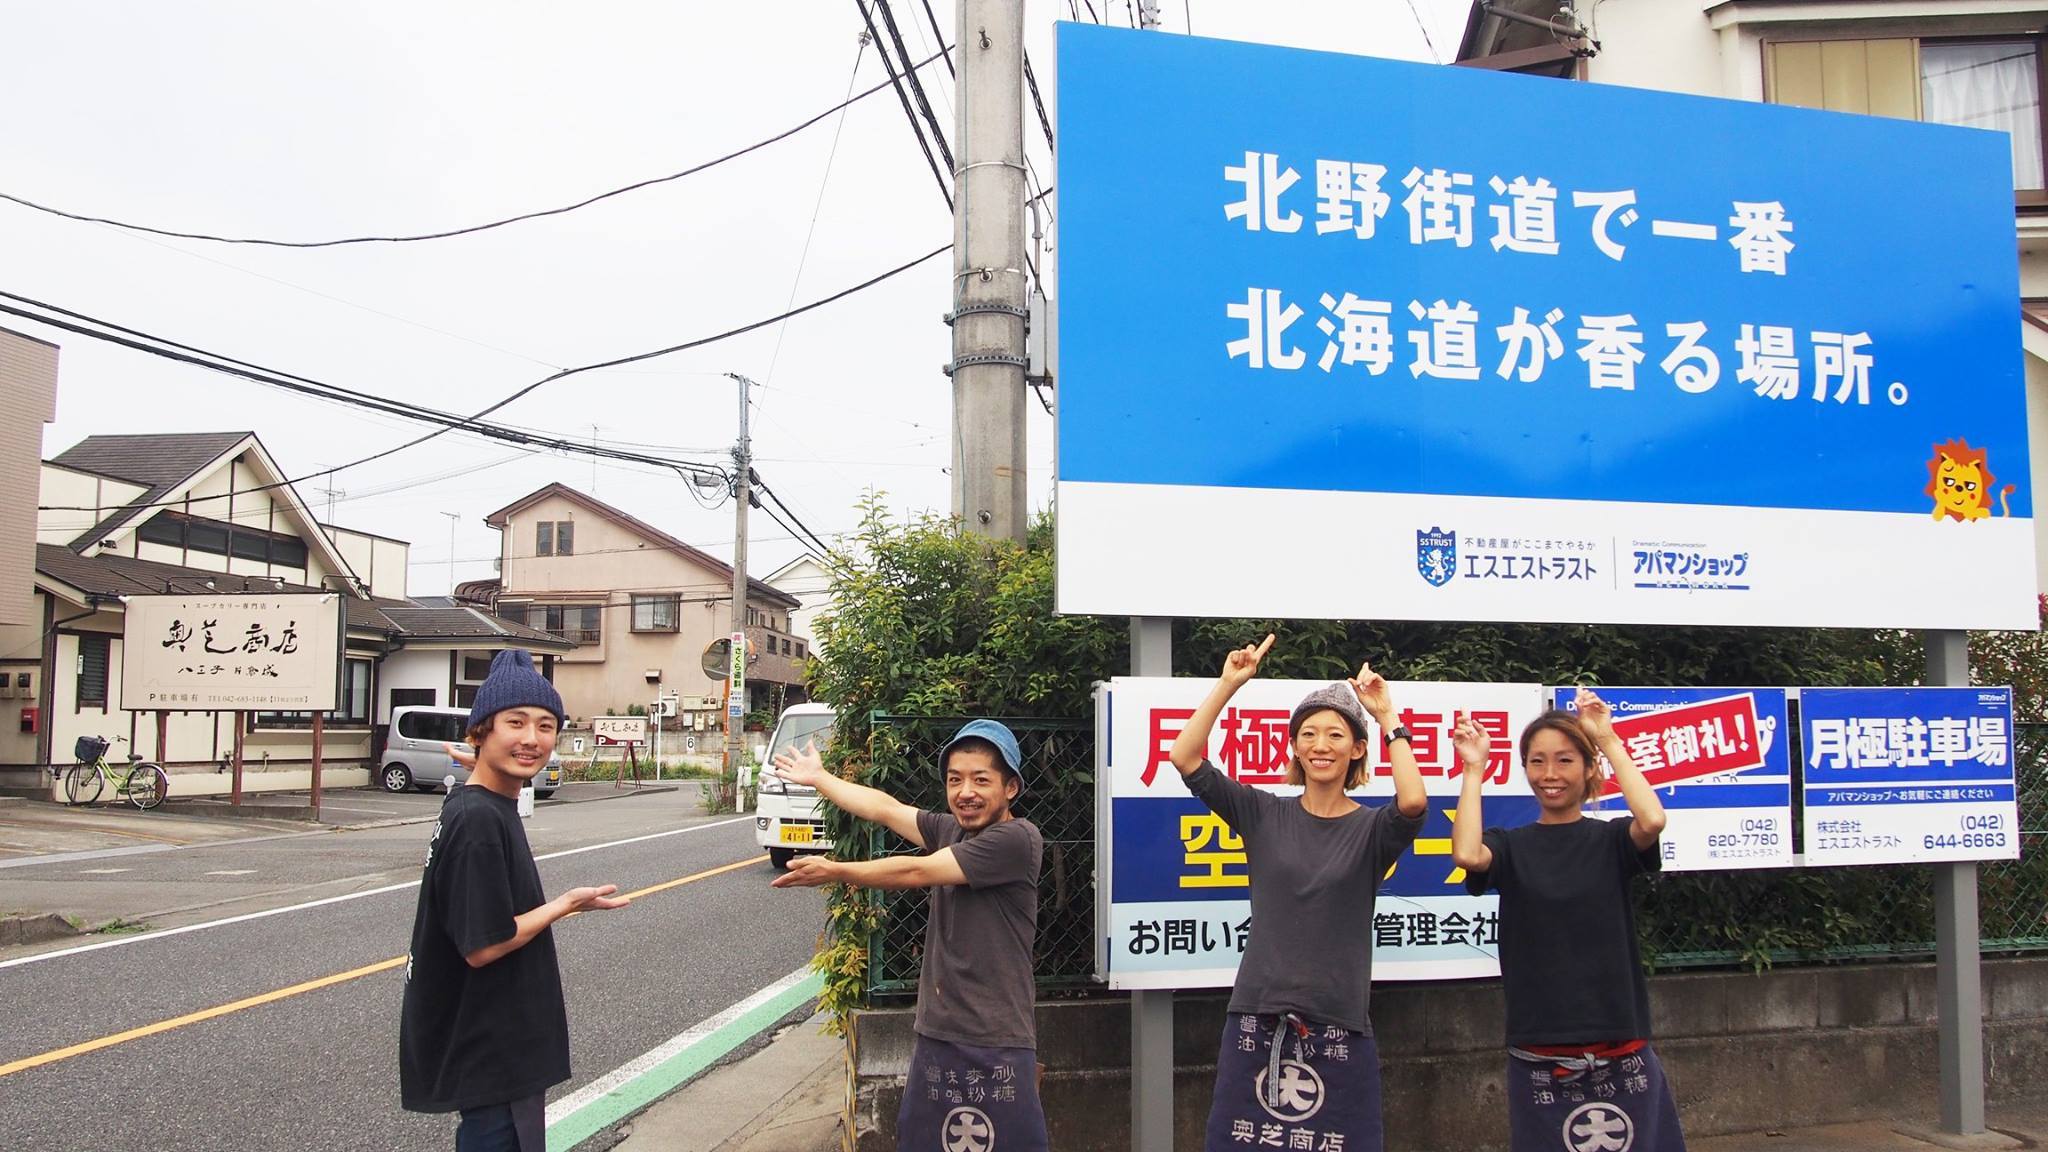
[18,239,954,514]
[858,0,953,209]
[0,47,949,249]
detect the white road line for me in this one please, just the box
[203,870,258,877]
[78,868,131,875]
[0,815,753,971]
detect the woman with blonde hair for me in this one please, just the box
[1168,634,1429,1152]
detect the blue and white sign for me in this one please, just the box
[1095,676,1547,988]
[1054,24,2035,630]
[1552,687,1793,871]
[1799,687,2020,866]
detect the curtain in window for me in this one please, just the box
[1923,42,2045,189]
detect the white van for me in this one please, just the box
[755,702,835,869]
[380,705,563,798]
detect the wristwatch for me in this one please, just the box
[1382,725,1412,747]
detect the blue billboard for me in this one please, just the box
[1054,24,2034,630]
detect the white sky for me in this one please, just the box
[1,1,1472,595]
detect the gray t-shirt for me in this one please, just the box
[912,810,1044,1049]
[1186,760,1425,1033]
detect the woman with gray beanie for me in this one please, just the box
[1167,634,1429,1152]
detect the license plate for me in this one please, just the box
[779,824,815,845]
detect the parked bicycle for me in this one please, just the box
[61,735,169,810]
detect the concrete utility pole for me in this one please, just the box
[950,0,1029,542]
[724,373,755,781]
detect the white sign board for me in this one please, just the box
[121,593,343,712]
[1096,676,1547,988]
[592,715,649,746]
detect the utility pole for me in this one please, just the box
[950,0,1028,542]
[440,511,459,597]
[723,373,755,782]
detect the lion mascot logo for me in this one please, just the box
[1926,438,2015,521]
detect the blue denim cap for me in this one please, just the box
[940,719,1025,795]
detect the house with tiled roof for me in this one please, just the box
[479,483,810,730]
[0,396,572,798]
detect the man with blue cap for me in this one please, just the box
[772,718,1048,1152]
[400,649,627,1152]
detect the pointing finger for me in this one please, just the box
[1253,633,1276,659]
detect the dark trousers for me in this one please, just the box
[455,1092,545,1152]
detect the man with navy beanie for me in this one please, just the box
[772,719,1048,1152]
[400,649,626,1152]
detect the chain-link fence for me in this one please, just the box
[865,715,1097,997]
[862,715,2048,997]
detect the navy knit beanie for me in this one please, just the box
[465,649,566,733]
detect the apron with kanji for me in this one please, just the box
[1205,1012,1383,1152]
[1505,1041,1686,1152]
[896,1035,1048,1152]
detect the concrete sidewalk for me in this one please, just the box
[614,1012,2048,1152]
[609,1012,844,1152]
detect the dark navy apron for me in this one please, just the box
[1505,1041,1686,1151]
[1205,1011,1384,1152]
[896,1035,1048,1152]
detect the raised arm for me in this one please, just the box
[1348,661,1427,818]
[1168,634,1274,776]
[1449,713,1494,872]
[1576,688,1667,851]
[771,739,928,850]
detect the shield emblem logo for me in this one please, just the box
[1416,527,1457,587]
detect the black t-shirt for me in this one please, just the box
[1463,814,1660,1046]
[399,786,571,1113]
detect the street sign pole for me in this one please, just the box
[1926,629,1985,1135]
[1130,616,1173,1152]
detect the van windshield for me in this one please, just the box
[769,713,835,762]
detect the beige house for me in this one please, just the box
[1459,0,2048,593]
[479,483,808,726]
[1,423,568,797]
[766,553,836,659]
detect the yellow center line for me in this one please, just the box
[0,853,768,1080]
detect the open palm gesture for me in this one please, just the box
[771,738,828,790]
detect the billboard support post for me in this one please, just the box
[1130,616,1173,1152]
[1926,629,1985,1136]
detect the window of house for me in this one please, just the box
[76,633,109,708]
[230,529,270,562]
[256,658,372,728]
[632,595,681,632]
[273,537,309,569]
[1768,36,2046,191]
[796,641,806,659]
[138,513,184,548]
[187,519,229,556]
[554,521,574,555]
[536,521,554,557]
[463,654,494,682]
[1923,39,2045,190]
[389,688,436,711]
[534,604,601,645]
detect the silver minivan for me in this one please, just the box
[380,705,563,798]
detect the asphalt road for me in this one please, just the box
[0,796,826,1151]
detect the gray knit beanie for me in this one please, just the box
[1288,683,1369,743]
